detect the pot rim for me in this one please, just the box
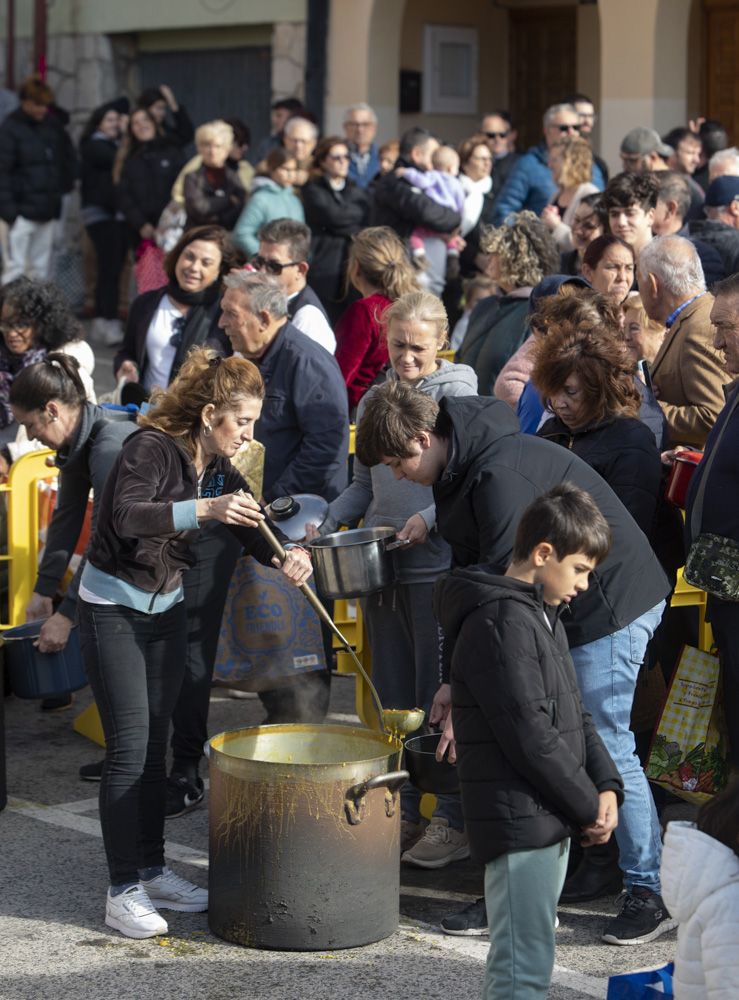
[208,722,402,768]
[310,527,396,550]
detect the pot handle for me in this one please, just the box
[384,536,411,552]
[344,770,409,826]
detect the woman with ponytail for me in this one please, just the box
[10,354,137,661]
[334,226,419,413]
[69,348,311,940]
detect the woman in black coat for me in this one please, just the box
[532,316,662,536]
[79,99,129,334]
[302,136,370,324]
[114,108,184,248]
[113,225,240,397]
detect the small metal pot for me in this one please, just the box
[309,527,410,599]
[665,450,703,508]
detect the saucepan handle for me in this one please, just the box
[384,536,412,552]
[344,770,409,826]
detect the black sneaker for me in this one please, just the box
[602,888,677,945]
[41,692,73,711]
[79,759,104,781]
[440,897,488,937]
[165,775,205,819]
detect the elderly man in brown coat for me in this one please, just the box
[638,236,729,448]
[638,235,731,447]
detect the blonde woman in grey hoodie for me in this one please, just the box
[321,291,478,868]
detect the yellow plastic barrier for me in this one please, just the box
[0,449,59,631]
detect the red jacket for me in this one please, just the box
[335,293,391,410]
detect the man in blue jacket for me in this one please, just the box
[493,102,605,224]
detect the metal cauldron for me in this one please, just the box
[207,723,407,950]
[309,527,410,599]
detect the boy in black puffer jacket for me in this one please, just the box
[434,485,623,1000]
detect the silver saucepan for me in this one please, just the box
[309,527,410,599]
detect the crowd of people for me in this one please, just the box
[1,72,739,998]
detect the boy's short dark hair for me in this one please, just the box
[603,172,659,213]
[512,484,611,565]
[257,219,311,262]
[355,381,447,467]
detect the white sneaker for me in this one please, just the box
[105,884,168,939]
[140,866,208,912]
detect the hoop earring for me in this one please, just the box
[202,424,212,437]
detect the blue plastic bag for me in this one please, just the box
[607,964,674,999]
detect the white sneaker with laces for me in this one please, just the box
[105,884,168,939]
[140,866,208,912]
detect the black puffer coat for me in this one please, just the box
[537,414,661,536]
[433,395,670,654]
[116,138,184,238]
[435,570,623,863]
[302,175,370,314]
[80,134,118,213]
[370,156,461,239]
[0,109,77,222]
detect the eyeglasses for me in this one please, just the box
[344,120,375,128]
[327,153,350,162]
[485,130,510,140]
[169,314,187,349]
[555,123,581,134]
[252,255,301,275]
[0,319,30,334]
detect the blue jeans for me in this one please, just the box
[484,840,569,999]
[570,602,665,894]
[79,600,187,885]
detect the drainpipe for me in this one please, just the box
[305,0,328,130]
[6,0,14,88]
[34,0,47,78]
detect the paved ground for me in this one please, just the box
[1,670,683,1000]
[0,339,682,998]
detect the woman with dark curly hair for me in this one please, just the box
[113,224,242,399]
[0,277,94,445]
[456,210,559,393]
[532,316,661,533]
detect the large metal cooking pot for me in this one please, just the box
[207,723,407,950]
[309,527,410,598]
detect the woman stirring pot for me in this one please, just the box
[76,349,311,939]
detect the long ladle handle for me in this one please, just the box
[256,517,386,729]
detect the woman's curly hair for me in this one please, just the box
[0,277,82,349]
[480,211,560,290]
[531,315,641,427]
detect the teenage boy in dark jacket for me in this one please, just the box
[435,485,623,999]
[357,383,673,945]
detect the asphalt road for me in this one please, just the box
[1,670,682,1000]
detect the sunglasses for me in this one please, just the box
[555,123,581,133]
[571,216,600,233]
[252,255,301,275]
[485,130,510,140]
[327,153,350,162]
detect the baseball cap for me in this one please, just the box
[705,175,739,207]
[620,127,673,158]
[528,274,590,314]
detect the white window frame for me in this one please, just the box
[422,25,479,115]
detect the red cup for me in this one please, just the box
[665,450,703,508]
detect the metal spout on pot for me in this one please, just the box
[255,515,387,731]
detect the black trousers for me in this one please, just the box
[80,600,186,885]
[708,596,739,766]
[86,220,128,319]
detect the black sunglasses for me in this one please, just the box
[556,123,581,133]
[485,130,510,140]
[252,255,301,275]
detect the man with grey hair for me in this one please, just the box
[219,270,348,502]
[493,102,605,223]
[638,235,730,446]
[283,116,318,186]
[708,145,739,183]
[343,102,380,188]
